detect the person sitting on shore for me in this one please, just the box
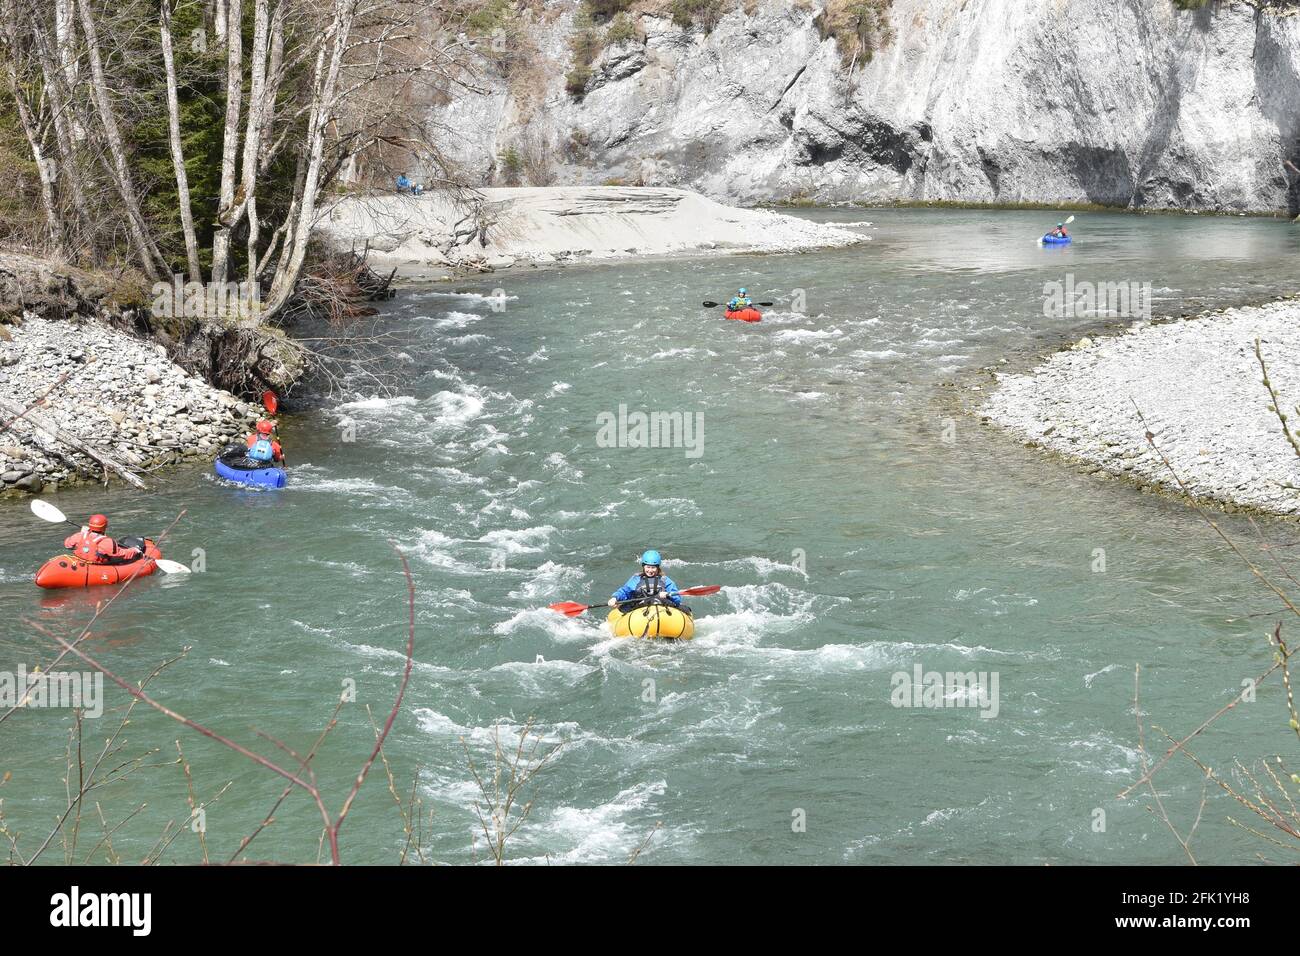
[396,174,412,194]
[245,419,284,464]
[727,288,753,311]
[64,515,141,565]
[607,550,688,612]
[1049,222,1069,238]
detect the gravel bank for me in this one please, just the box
[0,314,263,494]
[317,186,866,275]
[982,297,1300,516]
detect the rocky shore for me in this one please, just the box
[0,313,262,495]
[982,297,1300,516]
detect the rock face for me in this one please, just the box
[429,0,1300,212]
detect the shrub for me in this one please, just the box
[606,12,639,45]
[584,0,635,19]
[499,146,524,186]
[671,0,724,32]
[465,0,516,35]
[565,66,593,97]
[818,0,896,69]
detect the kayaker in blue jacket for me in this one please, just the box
[727,288,752,311]
[608,550,686,610]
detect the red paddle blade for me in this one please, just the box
[261,390,279,414]
[676,585,721,597]
[548,601,591,617]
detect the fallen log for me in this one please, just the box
[0,396,147,489]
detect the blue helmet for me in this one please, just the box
[738,288,747,295]
[640,549,662,566]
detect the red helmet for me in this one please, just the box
[88,514,108,533]
[256,419,275,435]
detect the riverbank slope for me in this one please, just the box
[0,254,273,495]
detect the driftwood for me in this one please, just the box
[0,396,147,489]
[278,248,397,325]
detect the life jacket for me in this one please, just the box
[248,437,275,462]
[66,530,134,564]
[634,574,668,599]
[70,530,108,561]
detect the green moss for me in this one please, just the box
[102,270,152,311]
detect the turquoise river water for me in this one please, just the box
[2,208,1299,864]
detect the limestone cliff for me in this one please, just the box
[429,0,1300,212]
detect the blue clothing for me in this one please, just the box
[727,296,752,311]
[613,573,681,607]
[247,438,275,462]
[396,175,412,193]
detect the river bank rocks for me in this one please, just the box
[0,313,262,495]
[982,297,1300,516]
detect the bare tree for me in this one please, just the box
[160,0,203,282]
[2,0,488,324]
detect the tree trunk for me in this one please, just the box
[27,13,94,256]
[263,0,356,320]
[0,28,63,256]
[210,0,244,285]
[242,0,271,288]
[0,397,147,489]
[74,0,169,280]
[52,0,82,141]
[160,0,203,283]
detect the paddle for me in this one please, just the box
[254,391,289,467]
[549,584,722,618]
[703,301,774,308]
[30,500,191,574]
[1039,214,1076,243]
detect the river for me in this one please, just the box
[2,208,1298,864]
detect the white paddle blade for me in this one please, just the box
[1065,215,1075,224]
[30,499,68,523]
[154,559,192,575]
